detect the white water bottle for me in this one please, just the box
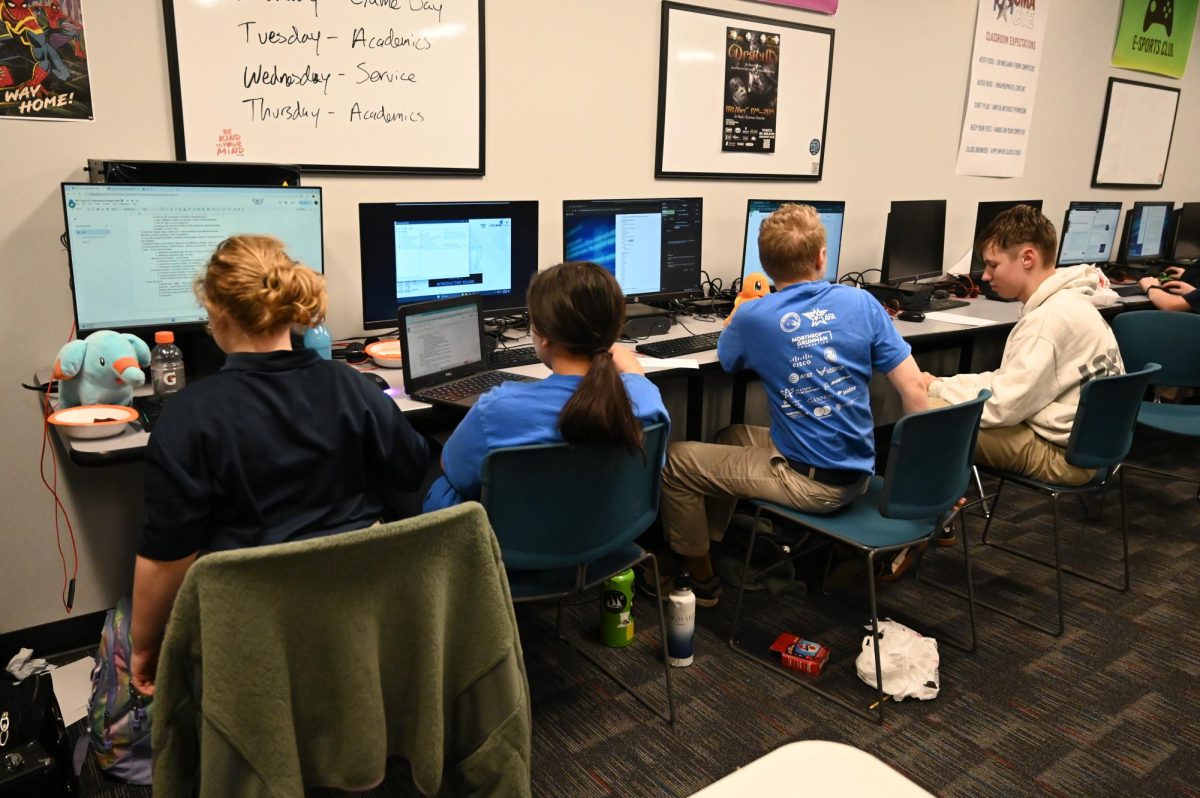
[150,331,186,397]
[666,577,696,667]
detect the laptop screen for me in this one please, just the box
[403,300,484,382]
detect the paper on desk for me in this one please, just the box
[921,311,995,327]
[637,357,700,371]
[50,656,95,725]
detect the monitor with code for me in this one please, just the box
[741,200,844,284]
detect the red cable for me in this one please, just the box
[40,325,80,612]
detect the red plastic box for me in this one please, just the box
[769,633,830,676]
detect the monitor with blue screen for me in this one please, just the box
[1057,201,1122,266]
[741,200,844,284]
[562,197,703,301]
[62,183,323,333]
[1119,202,1173,264]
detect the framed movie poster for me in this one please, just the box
[656,2,834,181]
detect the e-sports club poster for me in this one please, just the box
[723,27,780,153]
[0,0,93,120]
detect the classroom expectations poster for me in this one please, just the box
[955,0,1050,178]
[0,0,92,120]
[1111,0,1197,79]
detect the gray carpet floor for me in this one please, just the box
[71,428,1199,797]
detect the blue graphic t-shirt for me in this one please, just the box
[718,281,911,474]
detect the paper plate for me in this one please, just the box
[365,340,403,369]
[47,404,139,439]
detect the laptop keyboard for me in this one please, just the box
[417,370,529,402]
[485,346,540,368]
[636,331,722,359]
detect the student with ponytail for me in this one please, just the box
[423,261,669,511]
[130,235,429,696]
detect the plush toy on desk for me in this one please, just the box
[53,330,152,408]
[725,271,771,326]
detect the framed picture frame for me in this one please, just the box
[655,1,835,181]
[1091,77,1180,189]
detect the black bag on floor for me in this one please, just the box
[0,672,79,796]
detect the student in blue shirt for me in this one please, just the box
[424,261,670,511]
[660,204,928,606]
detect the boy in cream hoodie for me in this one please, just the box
[918,205,1123,486]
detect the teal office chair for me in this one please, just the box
[480,422,674,724]
[1112,311,1200,499]
[729,392,990,724]
[967,364,1161,637]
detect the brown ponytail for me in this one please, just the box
[527,262,643,452]
[194,235,327,335]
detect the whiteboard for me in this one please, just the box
[163,0,483,174]
[1092,78,1180,188]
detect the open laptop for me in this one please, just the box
[398,295,535,410]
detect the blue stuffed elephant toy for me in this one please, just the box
[53,331,152,408]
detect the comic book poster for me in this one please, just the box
[723,27,780,153]
[0,0,92,120]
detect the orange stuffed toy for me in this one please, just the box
[725,271,770,326]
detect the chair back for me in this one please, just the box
[481,423,668,571]
[1065,363,1161,469]
[879,391,990,520]
[1112,311,1200,388]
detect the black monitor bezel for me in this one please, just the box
[358,200,540,331]
[1172,203,1200,261]
[1057,201,1123,267]
[1118,201,1175,264]
[970,200,1044,273]
[561,196,704,302]
[882,199,947,285]
[61,182,325,335]
[740,199,846,284]
[398,294,487,394]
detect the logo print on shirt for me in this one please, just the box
[779,312,803,333]
[788,372,800,384]
[823,347,838,363]
[803,307,836,327]
[791,354,813,368]
[813,406,832,418]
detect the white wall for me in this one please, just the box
[3,0,1198,634]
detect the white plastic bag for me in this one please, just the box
[855,619,939,701]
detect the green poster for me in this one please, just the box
[1112,0,1197,79]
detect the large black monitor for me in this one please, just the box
[741,200,844,284]
[882,200,946,285]
[562,197,703,301]
[1057,201,1122,266]
[358,201,539,330]
[971,199,1044,272]
[1118,202,1173,264]
[62,183,323,333]
[1172,203,1200,260]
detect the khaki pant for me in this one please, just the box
[659,425,869,558]
[929,398,1094,486]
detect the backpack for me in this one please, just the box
[87,597,153,785]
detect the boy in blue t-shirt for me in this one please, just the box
[659,204,928,606]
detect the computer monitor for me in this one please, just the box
[971,199,1044,272]
[561,197,703,301]
[1119,202,1174,264]
[881,200,947,285]
[62,183,323,333]
[358,201,539,330]
[1172,203,1200,260]
[741,200,844,284]
[1057,201,1122,266]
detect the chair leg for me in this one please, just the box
[865,551,886,724]
[960,510,978,653]
[1118,468,1131,592]
[973,466,991,520]
[979,477,1006,545]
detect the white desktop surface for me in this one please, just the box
[689,741,933,797]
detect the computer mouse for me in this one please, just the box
[361,371,390,391]
[343,341,368,364]
[897,310,926,323]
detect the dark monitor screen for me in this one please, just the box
[971,199,1044,272]
[1172,203,1200,260]
[741,200,844,284]
[1058,202,1122,266]
[562,197,703,300]
[62,183,323,333]
[882,200,946,285]
[1120,202,1173,263]
[358,201,539,330]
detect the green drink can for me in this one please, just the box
[601,569,636,647]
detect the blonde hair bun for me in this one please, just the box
[196,234,327,335]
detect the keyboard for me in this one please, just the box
[485,346,540,368]
[636,331,721,359]
[906,297,971,312]
[1113,284,1146,297]
[132,394,168,432]
[416,370,529,403]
